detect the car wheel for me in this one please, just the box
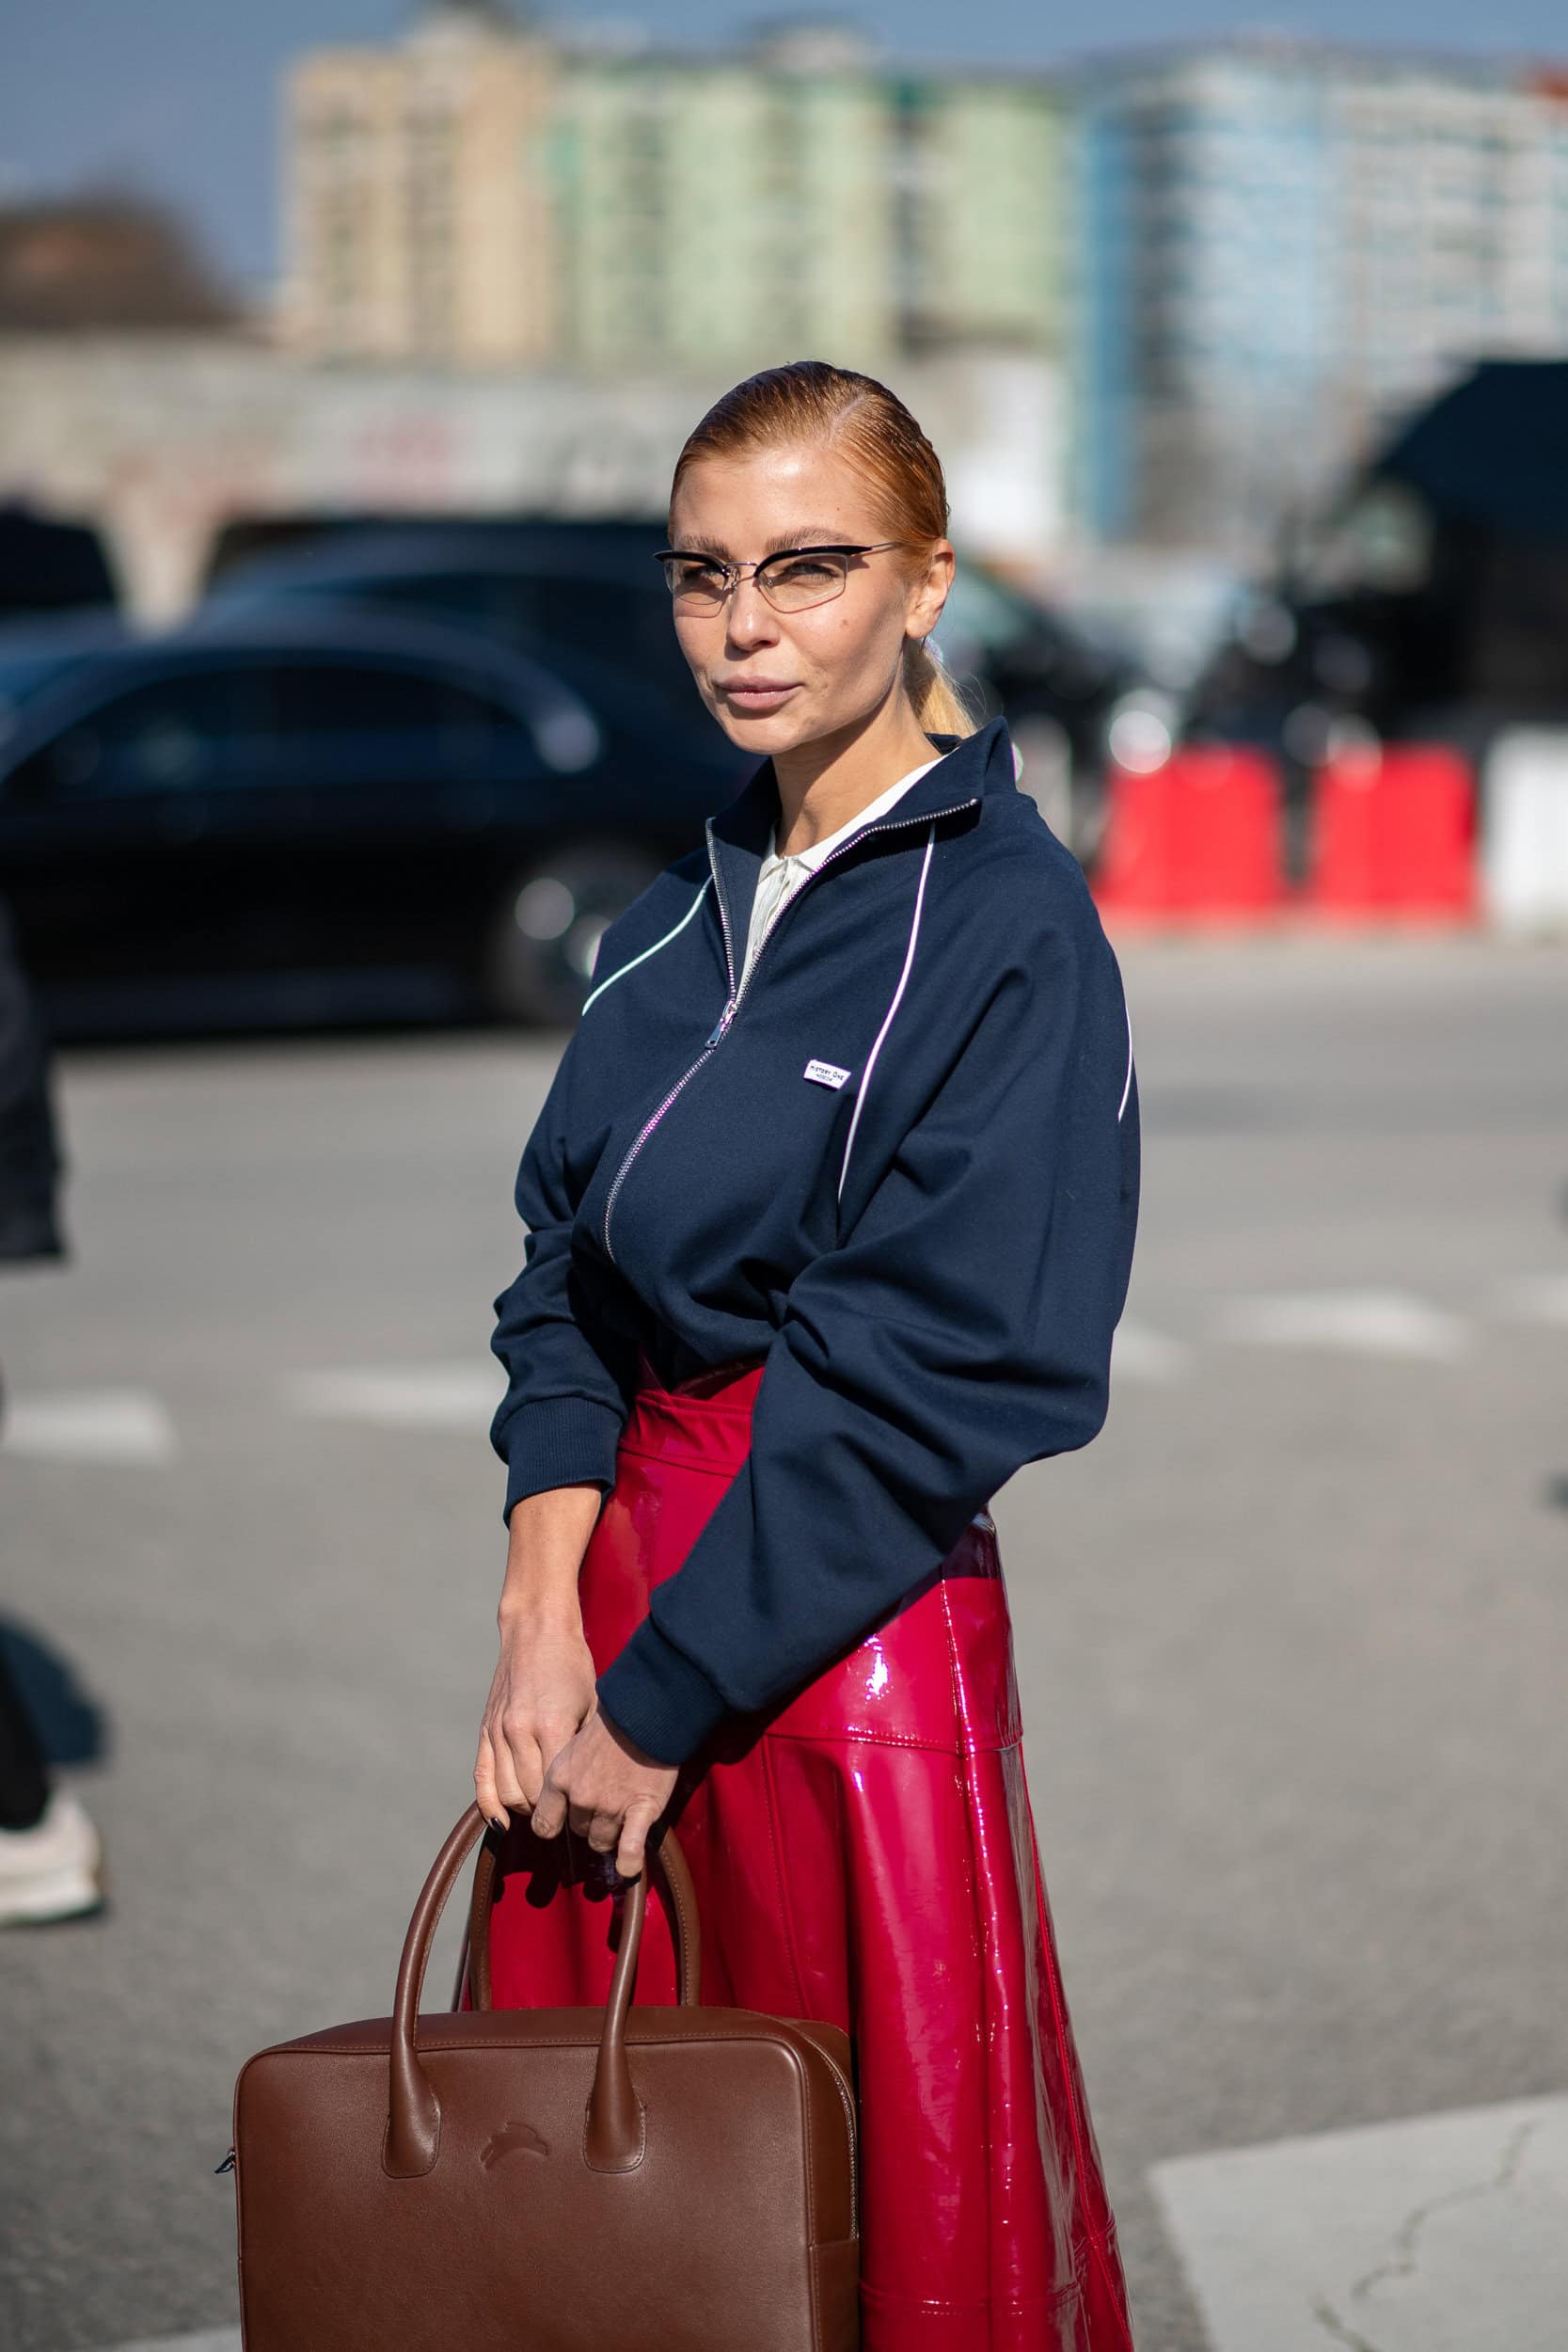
[484,839,662,1026]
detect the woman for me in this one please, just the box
[0,889,103,1926]
[474,361,1140,2351]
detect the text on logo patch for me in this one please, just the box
[803,1058,851,1089]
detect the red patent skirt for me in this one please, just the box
[483,1348,1134,2352]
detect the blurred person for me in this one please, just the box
[473,363,1140,2349]
[0,891,103,1925]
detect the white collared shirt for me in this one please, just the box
[739,755,942,991]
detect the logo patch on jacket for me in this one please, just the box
[803,1058,851,1089]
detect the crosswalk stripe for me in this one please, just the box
[0,1389,178,1464]
[1151,2090,1568,2352]
[7,1273,1559,1483]
[1492,1271,1568,1326]
[1111,1319,1194,1381]
[88,2333,239,2352]
[1214,1288,1468,1361]
[282,1363,503,1430]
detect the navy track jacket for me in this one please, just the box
[490,714,1140,1767]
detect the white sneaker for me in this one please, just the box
[0,1788,104,1924]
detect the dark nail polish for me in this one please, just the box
[490,1815,509,1834]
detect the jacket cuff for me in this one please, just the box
[500,1394,626,1519]
[594,1616,733,1767]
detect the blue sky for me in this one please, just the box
[3,0,1564,291]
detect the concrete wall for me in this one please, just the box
[0,335,1069,618]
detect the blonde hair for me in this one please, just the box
[669,359,981,739]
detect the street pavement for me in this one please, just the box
[1,934,1565,2352]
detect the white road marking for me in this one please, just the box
[89,2334,239,2352]
[1491,1272,1568,1326]
[0,1389,177,1464]
[282,1363,503,1431]
[1151,2091,1568,2352]
[1215,1288,1468,1361]
[1110,1319,1194,1381]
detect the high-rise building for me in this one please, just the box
[282,3,1067,376]
[1072,40,1568,548]
[551,29,900,373]
[894,75,1068,354]
[284,3,560,364]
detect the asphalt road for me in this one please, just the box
[2,934,1565,2352]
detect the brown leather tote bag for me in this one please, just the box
[230,1803,860,2351]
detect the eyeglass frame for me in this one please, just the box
[650,540,920,612]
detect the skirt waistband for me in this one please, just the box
[633,1343,767,1407]
[625,1343,996,1532]
[623,1346,768,1476]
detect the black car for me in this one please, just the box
[1182,361,1568,877]
[205,520,708,738]
[205,518,1141,863]
[0,607,747,1034]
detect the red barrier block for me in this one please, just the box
[1092,748,1287,923]
[1305,747,1477,921]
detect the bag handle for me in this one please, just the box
[385,1804,698,2180]
[461,1811,702,2011]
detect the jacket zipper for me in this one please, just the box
[600,793,979,1265]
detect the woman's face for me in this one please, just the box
[665,440,953,757]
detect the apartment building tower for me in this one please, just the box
[1073,40,1568,548]
[283,2,1069,377]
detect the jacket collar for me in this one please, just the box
[707,713,1015,865]
[703,716,1014,991]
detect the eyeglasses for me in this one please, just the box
[651,542,914,615]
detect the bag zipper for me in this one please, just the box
[600,792,978,1265]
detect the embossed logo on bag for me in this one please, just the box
[803,1058,851,1089]
[481,2120,550,2167]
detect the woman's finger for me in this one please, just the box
[473,1728,509,1833]
[585,1810,619,1856]
[496,1710,544,1810]
[615,1800,663,1883]
[531,1759,567,1840]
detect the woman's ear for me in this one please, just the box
[908,540,956,644]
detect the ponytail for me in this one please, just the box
[903,635,981,740]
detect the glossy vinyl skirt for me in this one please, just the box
[483,1349,1134,2352]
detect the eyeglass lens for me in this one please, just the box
[661,550,851,613]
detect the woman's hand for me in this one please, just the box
[475,1482,678,1880]
[474,1600,599,1827]
[528,1704,680,1882]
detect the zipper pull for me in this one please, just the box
[705,997,736,1047]
[214,2147,236,2175]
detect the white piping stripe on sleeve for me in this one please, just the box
[1117,1005,1134,1122]
[581,876,712,1014]
[837,821,938,1203]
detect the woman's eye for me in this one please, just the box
[673,560,726,591]
[769,557,838,588]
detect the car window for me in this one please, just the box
[2,658,536,803]
[275,569,686,689]
[6,668,263,802]
[937,567,1046,660]
[263,660,516,746]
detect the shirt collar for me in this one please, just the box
[763,754,944,871]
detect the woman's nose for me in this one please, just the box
[725,580,779,645]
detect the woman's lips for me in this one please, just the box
[718,680,799,712]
